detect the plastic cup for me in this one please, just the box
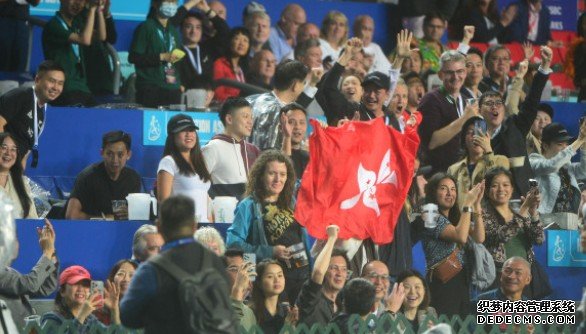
[112,200,128,220]
[421,203,439,229]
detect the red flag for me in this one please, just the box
[295,118,420,244]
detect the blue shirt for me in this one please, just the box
[268,26,292,62]
[119,237,195,329]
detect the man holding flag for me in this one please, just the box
[294,31,421,267]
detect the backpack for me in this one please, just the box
[466,237,496,291]
[151,253,238,334]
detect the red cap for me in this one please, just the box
[59,265,91,285]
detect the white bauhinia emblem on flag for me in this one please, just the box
[340,150,397,216]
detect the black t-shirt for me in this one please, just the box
[69,162,142,216]
[291,149,309,179]
[262,202,309,278]
[262,203,302,247]
[0,86,45,151]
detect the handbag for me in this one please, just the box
[430,246,463,284]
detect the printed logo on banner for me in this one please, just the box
[142,110,224,146]
[548,230,586,267]
[148,115,162,142]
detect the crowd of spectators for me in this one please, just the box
[1,0,586,333]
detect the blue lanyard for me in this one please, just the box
[162,237,195,251]
[56,14,80,62]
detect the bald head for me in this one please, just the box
[279,3,306,41]
[297,22,320,44]
[353,15,375,46]
[209,0,226,20]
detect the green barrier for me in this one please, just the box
[20,315,577,334]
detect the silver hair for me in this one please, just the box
[244,11,270,29]
[439,50,466,71]
[503,256,531,274]
[132,224,158,261]
[194,226,226,255]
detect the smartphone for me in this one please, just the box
[91,280,104,296]
[474,118,487,136]
[466,98,477,106]
[243,253,256,282]
[528,179,538,189]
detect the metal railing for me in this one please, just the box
[21,313,579,334]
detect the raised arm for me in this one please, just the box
[68,5,98,46]
[505,60,528,116]
[95,1,107,42]
[439,182,483,244]
[515,46,552,135]
[311,225,339,284]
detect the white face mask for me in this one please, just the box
[159,2,178,19]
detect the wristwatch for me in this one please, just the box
[462,206,473,213]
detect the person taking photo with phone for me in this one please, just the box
[41,265,122,331]
[448,116,510,209]
[529,121,586,219]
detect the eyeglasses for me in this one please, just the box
[365,272,392,282]
[441,69,466,76]
[482,100,504,108]
[328,265,353,279]
[0,144,17,154]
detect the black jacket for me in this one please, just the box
[491,70,549,197]
[174,15,230,89]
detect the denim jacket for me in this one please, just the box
[226,196,313,263]
[529,147,586,214]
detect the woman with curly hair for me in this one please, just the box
[226,150,311,304]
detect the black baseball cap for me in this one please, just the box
[362,71,390,90]
[167,114,198,134]
[541,123,572,144]
[538,103,554,119]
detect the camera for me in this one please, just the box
[528,179,538,189]
[580,116,586,125]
